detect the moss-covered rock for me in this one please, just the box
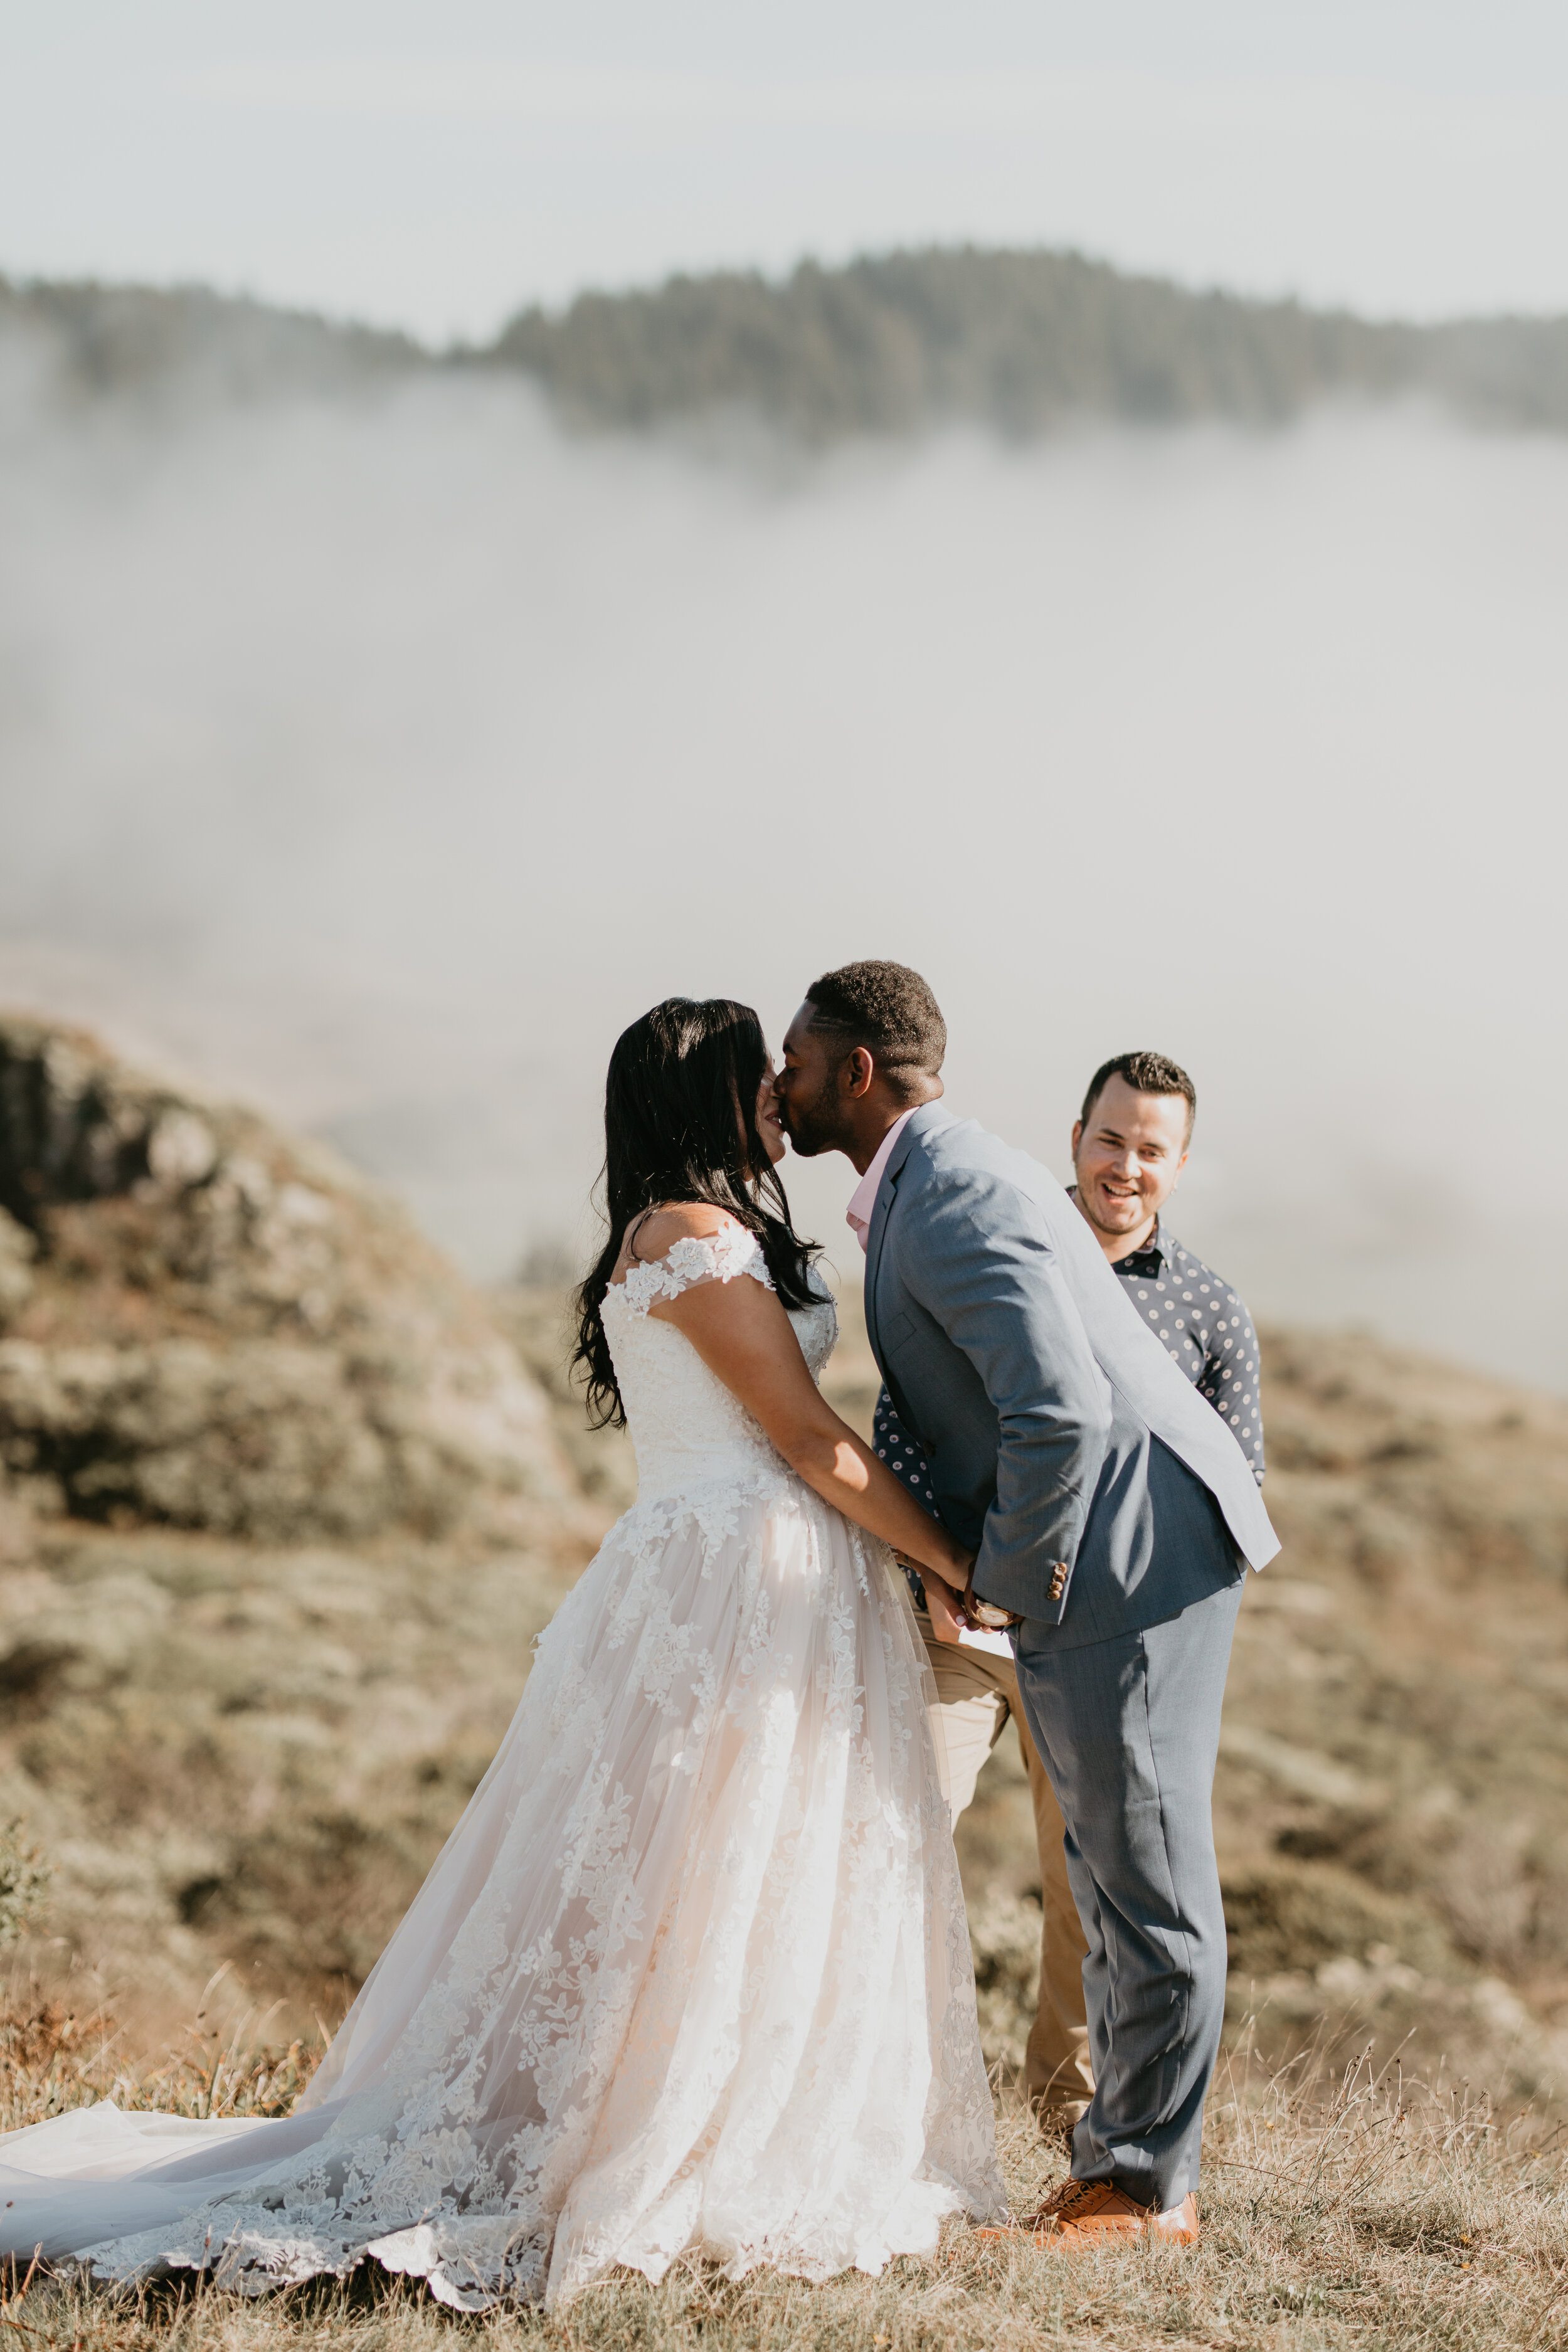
[0,1014,579,1542]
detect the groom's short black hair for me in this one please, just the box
[804,961,946,1093]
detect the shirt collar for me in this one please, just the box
[1117,1216,1170,1278]
[1066,1186,1169,1276]
[846,1110,918,1254]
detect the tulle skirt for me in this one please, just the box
[0,1470,1003,2306]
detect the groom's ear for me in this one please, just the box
[842,1046,876,1101]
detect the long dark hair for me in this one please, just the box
[573,997,819,1428]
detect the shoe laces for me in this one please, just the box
[1029,2176,1108,2225]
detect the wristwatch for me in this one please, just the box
[965,1589,1022,1631]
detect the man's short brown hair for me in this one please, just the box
[804,961,946,1096]
[1081,1051,1197,1142]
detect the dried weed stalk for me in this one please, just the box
[0,1998,1560,2349]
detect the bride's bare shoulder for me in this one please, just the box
[611,1202,748,1283]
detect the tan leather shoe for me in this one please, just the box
[975,2178,1200,2249]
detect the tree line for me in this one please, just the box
[6,245,1567,440]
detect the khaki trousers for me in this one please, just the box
[920,1621,1094,2121]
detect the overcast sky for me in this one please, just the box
[4,1,1568,342]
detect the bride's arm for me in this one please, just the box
[645,1232,973,1609]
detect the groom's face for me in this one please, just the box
[777,1004,855,1157]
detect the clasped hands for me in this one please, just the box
[891,1551,1021,1646]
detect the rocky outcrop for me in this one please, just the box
[0,1014,576,1541]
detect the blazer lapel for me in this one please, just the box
[862,1103,951,1379]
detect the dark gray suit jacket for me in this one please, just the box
[864,1105,1280,1648]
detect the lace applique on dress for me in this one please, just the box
[601,1229,839,1515]
[613,1225,775,1318]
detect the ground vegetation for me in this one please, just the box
[0,2011,1560,2349]
[0,1029,1564,2340]
[0,1016,580,1546]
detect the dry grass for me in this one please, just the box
[0,1525,586,2044]
[6,1300,1565,2073]
[0,1997,1562,2349]
[1,1299,1566,2340]
[0,1984,323,2135]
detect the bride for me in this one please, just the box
[0,997,1003,2307]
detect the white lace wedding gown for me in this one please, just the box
[0,1229,1002,2307]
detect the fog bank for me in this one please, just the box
[1,354,1563,1388]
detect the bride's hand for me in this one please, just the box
[922,1572,971,1644]
[896,1555,973,1645]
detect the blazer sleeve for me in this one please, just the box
[899,1168,1112,1618]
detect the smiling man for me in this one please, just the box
[1069,1051,1265,1484]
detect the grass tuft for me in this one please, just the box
[0,2000,1561,2348]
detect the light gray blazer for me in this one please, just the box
[864,1104,1280,1648]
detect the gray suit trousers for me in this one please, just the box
[1012,1573,1243,2210]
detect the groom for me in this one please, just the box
[778,961,1279,2249]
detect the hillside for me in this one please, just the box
[951,1321,1568,2104]
[0,1013,605,2042]
[6,246,1568,440]
[484,1283,1568,2112]
[0,1013,580,1547]
[489,248,1568,440]
[0,1019,1564,2119]
[7,1285,1567,2107]
[0,275,421,409]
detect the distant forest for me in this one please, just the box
[7,245,1568,440]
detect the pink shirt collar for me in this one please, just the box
[845,1110,917,1254]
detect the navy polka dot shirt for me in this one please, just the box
[872,1215,1266,1519]
[1105,1219,1266,1482]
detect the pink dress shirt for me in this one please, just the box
[845,1110,916,1255]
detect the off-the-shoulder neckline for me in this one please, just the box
[603,1219,760,1303]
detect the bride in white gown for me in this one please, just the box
[0,997,1003,2307]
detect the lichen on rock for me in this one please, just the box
[0,1208,35,1323]
[0,1013,578,1542]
